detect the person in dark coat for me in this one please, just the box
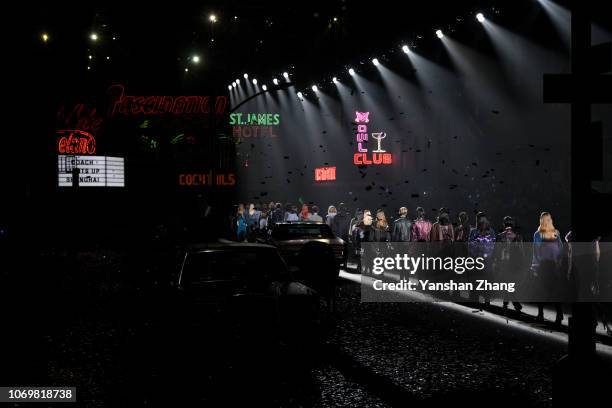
[454,211,470,242]
[331,203,351,242]
[352,210,373,275]
[492,216,526,313]
[392,207,412,242]
[270,202,285,226]
[371,209,391,242]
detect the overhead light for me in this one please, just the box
[332,77,338,83]
[90,33,98,41]
[273,78,279,85]
[476,13,485,23]
[297,91,303,98]
[192,55,200,63]
[185,68,189,72]
[209,14,217,23]
[372,58,380,66]
[252,78,257,85]
[402,45,410,53]
[243,73,248,79]
[228,85,232,90]
[262,85,267,91]
[311,85,318,92]
[348,68,355,76]
[41,33,49,42]
[283,72,289,79]
[436,29,444,39]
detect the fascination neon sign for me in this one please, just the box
[353,111,392,165]
[106,84,228,117]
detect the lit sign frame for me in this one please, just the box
[58,155,125,187]
[315,166,336,182]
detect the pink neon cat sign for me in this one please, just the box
[353,111,392,165]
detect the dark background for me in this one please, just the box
[4,0,611,247]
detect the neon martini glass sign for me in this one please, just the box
[353,111,392,165]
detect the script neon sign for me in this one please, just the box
[106,84,228,117]
[353,111,392,165]
[57,129,96,155]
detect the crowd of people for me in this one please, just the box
[230,201,610,328]
[231,202,352,242]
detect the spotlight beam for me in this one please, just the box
[230,82,294,112]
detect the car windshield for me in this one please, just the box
[180,248,287,286]
[272,224,335,240]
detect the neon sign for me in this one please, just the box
[57,104,104,134]
[315,167,336,182]
[178,172,236,186]
[230,113,279,126]
[57,130,96,155]
[230,112,280,139]
[107,84,228,117]
[232,126,279,139]
[353,111,393,165]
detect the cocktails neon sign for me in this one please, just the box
[353,111,392,165]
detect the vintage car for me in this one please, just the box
[171,242,320,341]
[261,222,348,267]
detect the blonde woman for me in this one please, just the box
[532,212,564,324]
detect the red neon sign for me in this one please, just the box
[315,167,336,181]
[178,172,236,186]
[57,104,103,134]
[57,130,96,155]
[353,153,392,165]
[107,84,228,117]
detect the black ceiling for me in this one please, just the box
[26,0,608,97]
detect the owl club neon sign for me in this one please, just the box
[353,111,392,165]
